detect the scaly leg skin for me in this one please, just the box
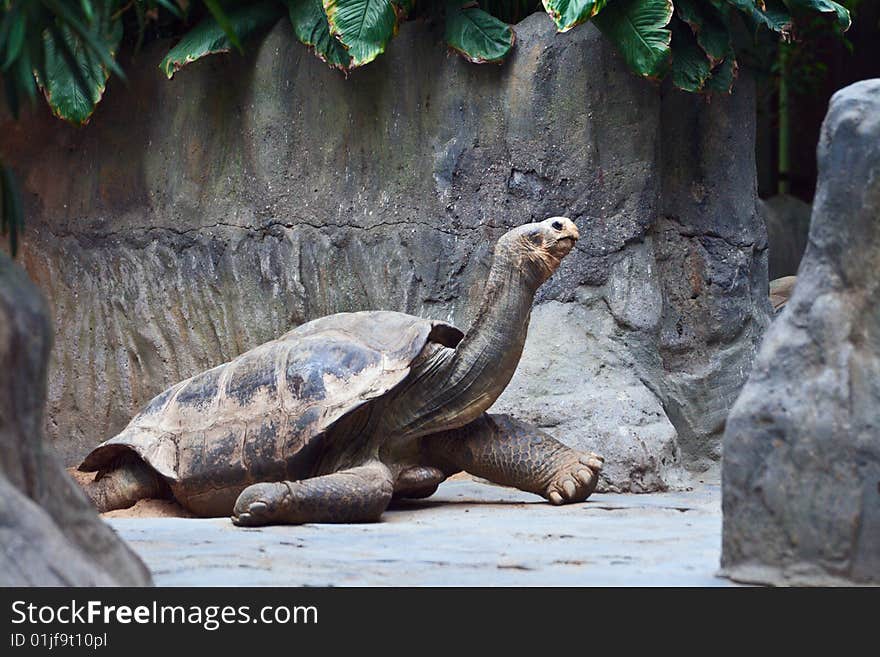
[231,462,394,526]
[423,413,604,505]
[392,466,447,500]
[82,459,166,513]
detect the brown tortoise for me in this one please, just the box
[79,217,604,526]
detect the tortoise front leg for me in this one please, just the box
[231,462,393,526]
[392,466,447,499]
[423,414,604,505]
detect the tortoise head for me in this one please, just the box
[496,216,580,284]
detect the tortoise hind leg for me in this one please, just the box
[82,458,167,513]
[232,462,393,526]
[423,413,605,505]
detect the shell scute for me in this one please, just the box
[174,365,223,410]
[242,418,288,482]
[225,352,278,407]
[142,384,179,416]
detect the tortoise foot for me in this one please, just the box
[231,482,289,527]
[393,465,447,499]
[231,463,394,527]
[545,451,604,505]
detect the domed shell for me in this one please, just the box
[79,311,462,513]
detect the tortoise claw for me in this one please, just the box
[576,469,594,486]
[545,450,604,505]
[248,502,269,515]
[579,454,604,471]
[231,506,268,527]
[231,482,288,526]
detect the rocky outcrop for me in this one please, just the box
[0,253,151,586]
[722,79,880,585]
[760,194,812,279]
[1,14,769,491]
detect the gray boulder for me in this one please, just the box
[722,79,880,585]
[760,194,812,279]
[0,254,151,585]
[2,15,769,491]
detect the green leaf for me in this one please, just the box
[747,0,793,38]
[670,16,711,92]
[323,0,399,68]
[38,18,123,126]
[445,2,515,64]
[674,0,731,65]
[151,0,184,18]
[593,0,673,79]
[703,46,737,94]
[541,0,606,33]
[10,45,36,114]
[203,0,243,52]
[159,1,285,78]
[283,0,352,70]
[2,9,26,70]
[41,0,125,81]
[80,0,95,23]
[723,0,758,11]
[785,0,851,31]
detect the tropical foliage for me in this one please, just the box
[1,1,853,121]
[0,0,854,254]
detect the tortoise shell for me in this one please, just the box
[79,311,463,514]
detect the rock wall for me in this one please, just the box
[1,14,770,491]
[0,253,151,586]
[760,194,812,279]
[722,80,880,585]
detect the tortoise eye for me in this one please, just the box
[552,221,563,231]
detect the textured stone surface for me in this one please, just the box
[0,254,151,586]
[722,80,880,586]
[494,300,684,492]
[1,15,769,490]
[760,194,812,279]
[111,479,734,586]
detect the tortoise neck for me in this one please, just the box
[389,245,542,437]
[446,247,541,415]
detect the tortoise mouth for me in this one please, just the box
[553,236,577,255]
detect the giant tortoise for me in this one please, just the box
[79,217,604,526]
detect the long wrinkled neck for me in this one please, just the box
[447,248,541,412]
[388,246,543,438]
